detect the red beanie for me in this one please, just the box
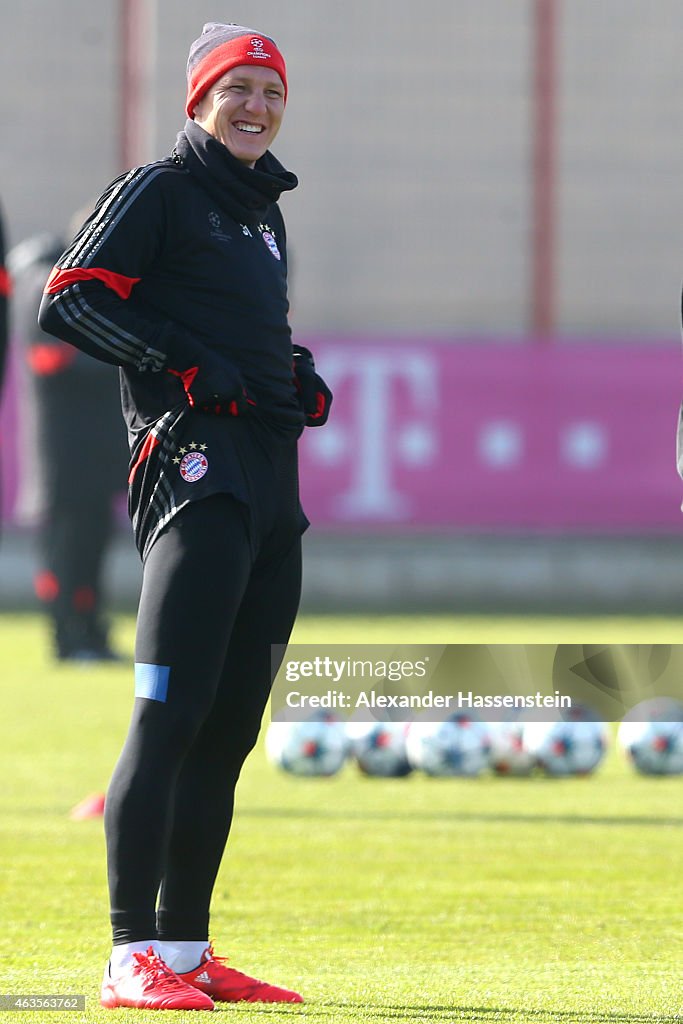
[186,22,288,118]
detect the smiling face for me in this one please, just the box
[192,65,285,167]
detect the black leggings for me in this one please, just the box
[104,494,302,944]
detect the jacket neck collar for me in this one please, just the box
[174,119,298,225]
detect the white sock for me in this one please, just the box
[159,941,209,974]
[109,940,160,979]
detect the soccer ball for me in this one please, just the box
[617,698,683,776]
[406,713,491,777]
[523,718,609,777]
[487,719,535,776]
[346,721,413,777]
[265,715,348,777]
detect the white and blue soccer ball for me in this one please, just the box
[346,721,413,778]
[406,714,492,777]
[266,715,348,777]
[617,698,683,776]
[487,719,535,776]
[523,718,609,777]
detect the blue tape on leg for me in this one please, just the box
[134,663,170,703]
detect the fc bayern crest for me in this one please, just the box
[179,451,208,483]
[261,231,281,260]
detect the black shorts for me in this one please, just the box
[129,408,308,560]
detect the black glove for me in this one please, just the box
[293,345,332,426]
[167,344,252,416]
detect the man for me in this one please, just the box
[0,201,9,530]
[40,22,331,1011]
[0,201,8,393]
[10,230,127,662]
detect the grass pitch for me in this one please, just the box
[1,613,682,1023]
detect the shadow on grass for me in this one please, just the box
[212,1000,681,1022]
[239,806,683,829]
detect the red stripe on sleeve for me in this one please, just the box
[128,431,161,485]
[44,266,141,300]
[0,266,11,297]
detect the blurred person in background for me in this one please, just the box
[8,219,127,662]
[39,21,331,1012]
[0,200,9,526]
[0,201,8,394]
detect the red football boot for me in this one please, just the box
[179,945,303,1004]
[100,946,214,1010]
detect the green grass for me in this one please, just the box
[1,613,682,1022]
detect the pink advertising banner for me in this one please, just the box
[297,340,683,531]
[2,340,682,531]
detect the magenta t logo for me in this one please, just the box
[304,349,439,520]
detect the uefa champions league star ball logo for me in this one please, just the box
[179,451,208,483]
[247,36,271,59]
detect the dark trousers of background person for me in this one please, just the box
[31,360,127,659]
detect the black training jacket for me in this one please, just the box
[39,120,304,556]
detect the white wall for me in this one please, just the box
[1,0,681,337]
